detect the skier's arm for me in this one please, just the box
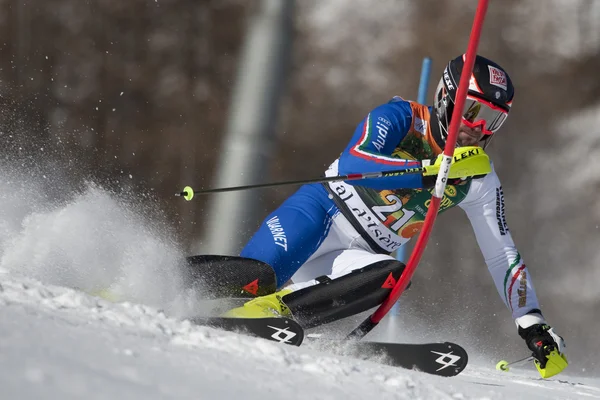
[459,168,543,321]
[338,101,425,190]
[460,171,568,376]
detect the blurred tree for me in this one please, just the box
[0,0,250,242]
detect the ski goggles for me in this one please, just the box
[461,95,509,135]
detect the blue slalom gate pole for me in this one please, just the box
[417,57,432,104]
[390,57,432,321]
[396,57,432,264]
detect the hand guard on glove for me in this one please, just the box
[422,146,491,180]
[516,313,568,378]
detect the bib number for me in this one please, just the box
[372,194,415,232]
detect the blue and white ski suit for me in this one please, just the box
[241,97,542,322]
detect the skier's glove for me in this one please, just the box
[518,323,568,378]
[422,146,491,180]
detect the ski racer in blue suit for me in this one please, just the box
[224,54,567,377]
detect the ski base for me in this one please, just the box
[189,316,304,346]
[309,338,468,377]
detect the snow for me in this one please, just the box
[1,267,600,400]
[0,163,597,400]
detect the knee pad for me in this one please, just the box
[282,260,407,329]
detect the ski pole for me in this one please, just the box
[175,165,424,200]
[496,356,534,372]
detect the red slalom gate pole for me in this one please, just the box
[347,0,491,339]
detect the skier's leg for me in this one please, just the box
[223,249,405,324]
[240,184,337,287]
[276,211,406,328]
[283,254,405,328]
[224,212,408,326]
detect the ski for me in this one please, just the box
[189,316,304,346]
[360,341,468,377]
[308,338,468,377]
[189,316,466,376]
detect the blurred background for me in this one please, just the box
[0,0,599,374]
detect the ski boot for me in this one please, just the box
[221,289,293,319]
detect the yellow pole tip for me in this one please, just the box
[182,186,194,201]
[496,360,509,371]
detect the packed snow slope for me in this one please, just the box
[1,270,600,400]
[0,174,598,399]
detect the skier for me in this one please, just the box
[223,54,567,375]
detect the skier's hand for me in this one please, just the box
[518,323,568,378]
[422,146,491,179]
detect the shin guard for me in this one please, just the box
[185,255,277,298]
[282,260,406,329]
